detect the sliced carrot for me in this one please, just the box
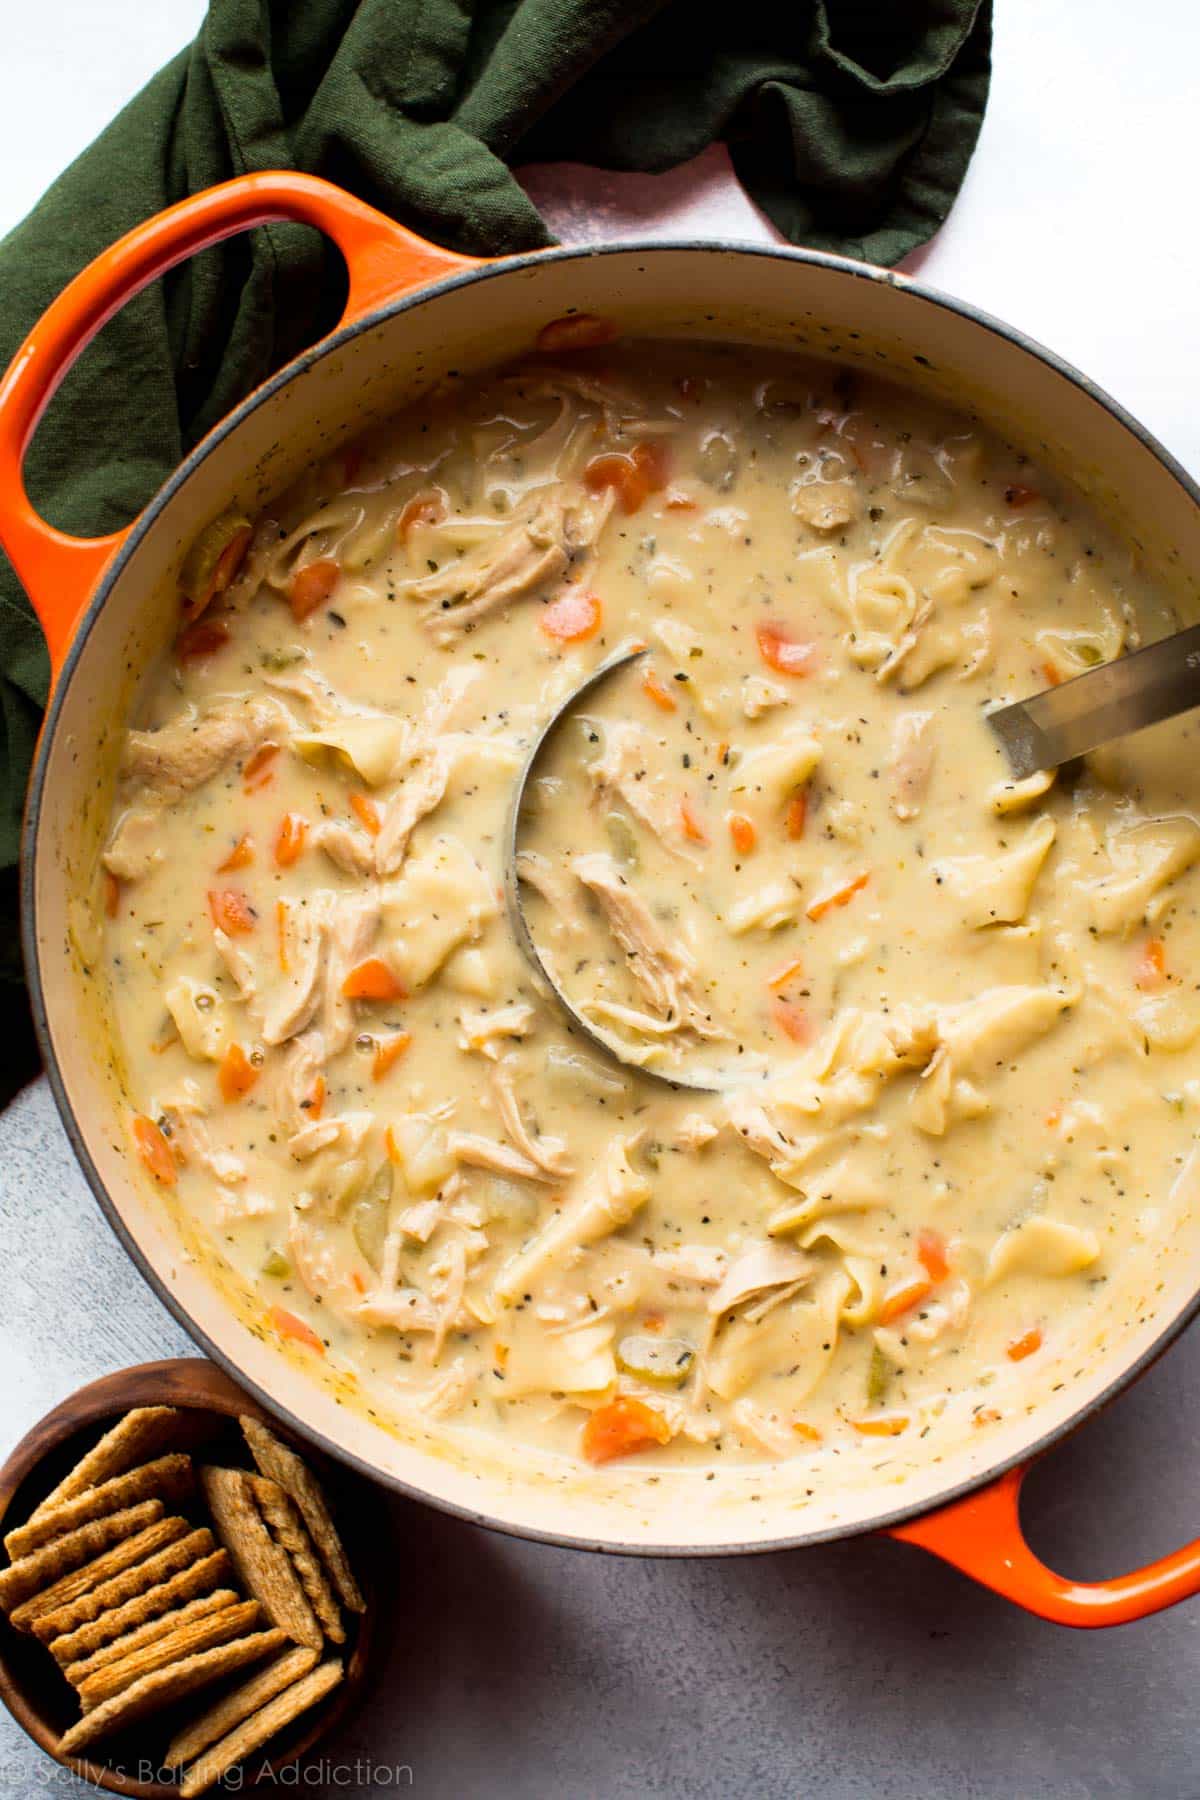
[306,1075,326,1121]
[728,811,757,855]
[175,618,230,663]
[184,522,252,619]
[756,619,816,677]
[1040,660,1063,688]
[273,813,308,869]
[878,1277,932,1325]
[373,1032,413,1081]
[785,790,808,839]
[342,958,407,1002]
[217,1042,259,1104]
[276,899,289,972]
[350,792,381,835]
[851,1415,909,1437]
[916,1229,950,1285]
[1135,937,1167,991]
[268,1306,325,1355]
[208,888,256,936]
[217,835,254,873]
[806,871,869,922]
[535,313,618,355]
[540,588,603,643]
[288,557,340,622]
[771,996,810,1044]
[641,667,677,712]
[791,1421,822,1442]
[581,1396,672,1465]
[641,1312,666,1334]
[103,871,121,919]
[1005,483,1039,507]
[767,955,804,991]
[397,489,447,542]
[1007,1327,1043,1362]
[132,1115,176,1186]
[242,744,279,792]
[584,442,670,514]
[679,794,709,844]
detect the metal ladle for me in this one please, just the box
[505,644,727,1094]
[987,623,1200,777]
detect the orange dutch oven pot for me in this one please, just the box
[3,172,1200,1624]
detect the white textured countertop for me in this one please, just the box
[1,3,1199,1796]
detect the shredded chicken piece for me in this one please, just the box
[212,927,257,1003]
[260,895,335,1045]
[889,711,935,821]
[587,721,697,859]
[321,892,383,1055]
[402,483,613,643]
[374,749,452,876]
[121,697,290,800]
[491,1064,572,1177]
[707,1244,813,1319]
[352,1289,440,1333]
[288,1120,343,1161]
[161,1085,247,1185]
[447,1132,555,1183]
[573,853,725,1040]
[102,807,163,880]
[311,821,377,877]
[515,850,584,927]
[273,1032,325,1137]
[457,1002,535,1059]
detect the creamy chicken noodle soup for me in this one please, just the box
[100,333,1200,1470]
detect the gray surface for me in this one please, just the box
[0,1079,1198,1799]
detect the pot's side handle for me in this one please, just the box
[888,1465,1200,1625]
[0,171,477,679]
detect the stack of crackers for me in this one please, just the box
[0,1405,365,1796]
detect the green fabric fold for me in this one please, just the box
[0,0,990,1100]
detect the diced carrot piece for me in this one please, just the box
[397,489,447,542]
[341,958,407,1002]
[641,1312,665,1334]
[785,790,808,838]
[584,442,670,515]
[540,588,603,643]
[535,313,618,354]
[175,618,230,663]
[756,619,817,677]
[1135,937,1167,991]
[273,813,308,869]
[306,1075,326,1121]
[217,1042,259,1104]
[268,1306,325,1355]
[1041,661,1063,687]
[916,1229,950,1285]
[242,744,279,792]
[218,835,254,873]
[103,871,121,918]
[581,1396,672,1465]
[350,792,381,835]
[208,889,256,936]
[184,523,252,619]
[276,899,289,972]
[132,1115,176,1186]
[679,794,709,844]
[288,557,340,621]
[1005,483,1039,507]
[851,1415,909,1437]
[806,871,869,922]
[791,1421,822,1442]
[728,811,757,855]
[771,996,810,1044]
[767,955,804,991]
[877,1278,932,1325]
[641,667,677,712]
[1007,1327,1043,1362]
[373,1032,413,1080]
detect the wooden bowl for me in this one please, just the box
[0,1358,378,1796]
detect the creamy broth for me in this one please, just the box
[99,338,1200,1470]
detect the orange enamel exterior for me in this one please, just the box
[888,1467,1200,1625]
[0,172,475,681]
[3,172,1200,1626]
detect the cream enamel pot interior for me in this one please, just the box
[5,172,1200,1623]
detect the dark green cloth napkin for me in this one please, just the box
[0,0,990,1100]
